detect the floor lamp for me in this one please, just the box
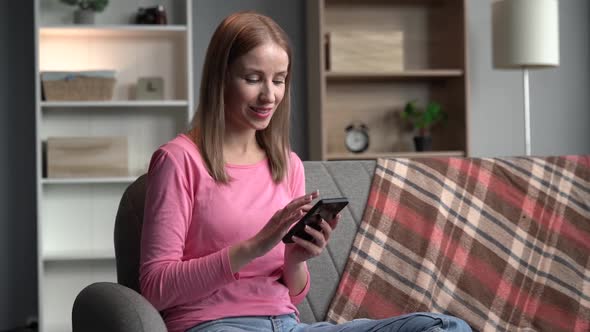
[492,0,560,156]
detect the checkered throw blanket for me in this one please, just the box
[326,156,590,332]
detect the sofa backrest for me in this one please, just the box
[114,174,147,293]
[296,160,376,322]
[112,160,376,322]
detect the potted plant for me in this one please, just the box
[401,100,447,151]
[60,0,109,24]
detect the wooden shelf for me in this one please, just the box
[306,0,468,160]
[328,0,448,4]
[326,70,464,80]
[41,176,138,185]
[41,100,189,108]
[327,150,465,160]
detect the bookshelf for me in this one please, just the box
[306,0,469,160]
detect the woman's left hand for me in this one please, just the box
[284,214,341,265]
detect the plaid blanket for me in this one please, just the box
[326,156,590,332]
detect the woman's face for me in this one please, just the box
[224,42,289,133]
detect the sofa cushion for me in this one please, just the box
[114,174,147,293]
[297,160,376,323]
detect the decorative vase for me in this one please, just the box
[74,9,95,24]
[413,136,432,152]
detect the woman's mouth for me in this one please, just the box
[249,106,273,119]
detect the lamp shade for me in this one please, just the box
[492,0,560,68]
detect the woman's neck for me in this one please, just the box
[223,131,266,165]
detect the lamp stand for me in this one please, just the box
[522,68,531,156]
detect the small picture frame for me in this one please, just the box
[136,77,164,100]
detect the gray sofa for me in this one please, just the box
[72,160,376,331]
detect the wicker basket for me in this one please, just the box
[41,71,116,101]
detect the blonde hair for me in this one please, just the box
[189,11,293,184]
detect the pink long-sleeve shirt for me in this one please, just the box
[139,134,310,332]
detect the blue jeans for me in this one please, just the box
[187,312,472,332]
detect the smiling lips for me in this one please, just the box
[249,106,273,119]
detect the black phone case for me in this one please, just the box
[282,197,348,243]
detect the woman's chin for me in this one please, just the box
[252,122,271,131]
[247,116,273,131]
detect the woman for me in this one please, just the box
[140,11,471,332]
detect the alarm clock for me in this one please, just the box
[344,122,369,153]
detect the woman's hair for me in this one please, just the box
[190,11,293,184]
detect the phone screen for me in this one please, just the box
[282,197,348,243]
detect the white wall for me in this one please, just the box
[467,0,590,157]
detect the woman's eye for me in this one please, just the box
[273,80,285,85]
[245,77,260,83]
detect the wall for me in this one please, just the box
[0,0,588,328]
[192,0,309,158]
[467,0,590,157]
[0,1,38,330]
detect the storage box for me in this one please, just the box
[41,71,116,101]
[328,30,404,73]
[47,137,128,178]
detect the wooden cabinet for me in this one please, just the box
[34,1,193,331]
[306,0,469,160]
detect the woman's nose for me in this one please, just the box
[259,81,275,103]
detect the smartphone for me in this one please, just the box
[282,197,349,244]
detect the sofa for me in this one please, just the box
[72,157,589,332]
[72,160,376,332]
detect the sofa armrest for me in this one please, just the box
[72,282,166,332]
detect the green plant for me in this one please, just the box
[60,0,109,12]
[401,100,447,137]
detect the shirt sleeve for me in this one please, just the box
[287,152,311,304]
[139,148,238,311]
[289,266,311,305]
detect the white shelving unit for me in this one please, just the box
[34,1,193,331]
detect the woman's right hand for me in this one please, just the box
[229,191,319,272]
[251,191,319,256]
